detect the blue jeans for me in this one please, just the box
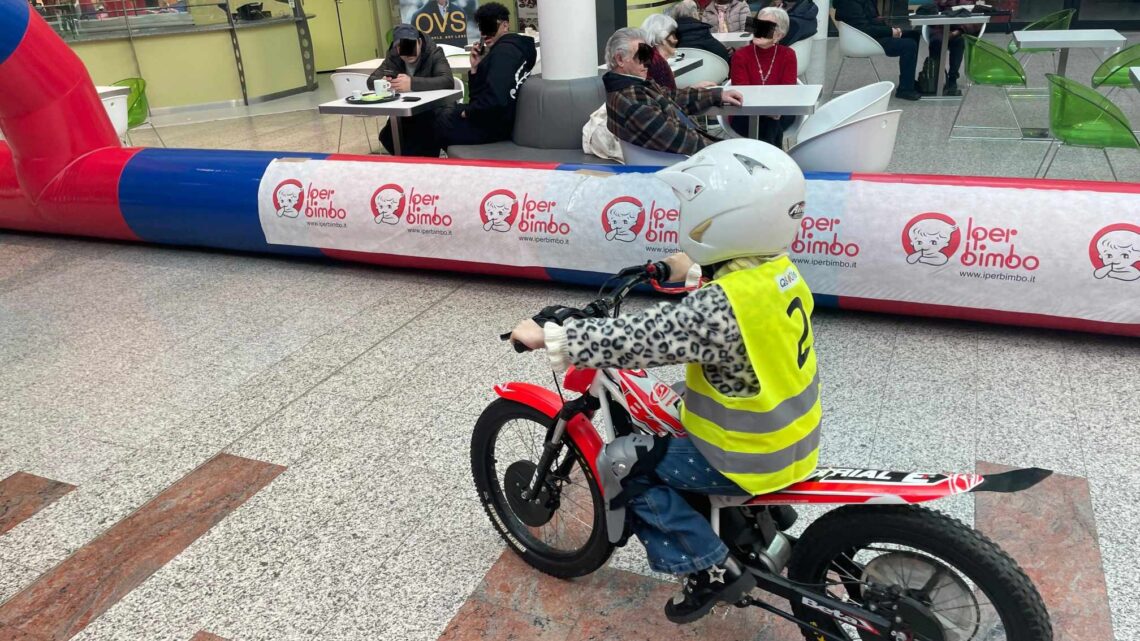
[626,437,749,575]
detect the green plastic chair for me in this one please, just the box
[112,77,166,147]
[1007,8,1075,70]
[950,36,1028,139]
[1091,43,1140,97]
[1036,74,1139,181]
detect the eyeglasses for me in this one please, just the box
[634,42,654,65]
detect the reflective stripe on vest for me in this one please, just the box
[681,257,821,495]
[684,371,821,435]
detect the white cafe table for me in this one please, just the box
[1131,67,1140,91]
[908,14,991,99]
[96,85,131,99]
[317,89,462,156]
[596,56,704,77]
[712,31,752,48]
[1012,29,1126,77]
[705,84,822,139]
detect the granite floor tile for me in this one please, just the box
[0,559,39,604]
[0,472,75,535]
[225,392,371,467]
[0,454,284,641]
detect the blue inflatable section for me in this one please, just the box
[119,148,328,256]
[0,0,30,66]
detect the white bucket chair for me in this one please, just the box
[330,72,379,153]
[789,38,813,81]
[619,140,687,166]
[675,47,730,87]
[792,80,894,145]
[101,95,129,141]
[453,75,466,103]
[832,20,886,97]
[788,109,902,173]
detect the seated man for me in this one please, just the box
[602,27,742,155]
[670,0,732,64]
[368,24,454,157]
[834,0,922,100]
[434,2,537,149]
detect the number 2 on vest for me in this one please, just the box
[786,296,811,369]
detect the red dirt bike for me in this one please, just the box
[471,262,1053,641]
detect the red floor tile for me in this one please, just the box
[976,461,1114,641]
[0,454,284,641]
[0,472,76,535]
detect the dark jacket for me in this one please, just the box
[674,16,732,64]
[368,31,454,92]
[464,33,538,134]
[603,71,722,155]
[780,0,819,45]
[834,0,890,39]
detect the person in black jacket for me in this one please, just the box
[834,0,922,100]
[368,24,454,156]
[434,2,537,149]
[769,0,817,45]
[670,0,732,64]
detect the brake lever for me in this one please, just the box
[499,332,531,353]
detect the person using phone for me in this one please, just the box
[729,9,797,146]
[367,24,454,156]
[433,2,537,150]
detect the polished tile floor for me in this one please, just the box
[0,31,1137,641]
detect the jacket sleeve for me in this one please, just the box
[367,52,402,90]
[700,5,717,27]
[550,285,741,370]
[731,2,751,31]
[611,90,709,155]
[729,47,750,85]
[410,48,455,92]
[466,48,528,120]
[668,86,723,116]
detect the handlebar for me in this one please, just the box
[501,261,671,353]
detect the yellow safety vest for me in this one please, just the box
[681,257,821,495]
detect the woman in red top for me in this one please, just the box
[728,7,797,147]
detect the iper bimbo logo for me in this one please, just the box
[479,189,519,232]
[272,180,304,218]
[370,184,406,225]
[600,197,646,242]
[902,213,960,266]
[1090,223,1140,282]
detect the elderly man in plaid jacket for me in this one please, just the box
[603,28,743,156]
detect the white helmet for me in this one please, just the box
[655,139,806,266]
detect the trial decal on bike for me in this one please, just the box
[809,469,981,486]
[800,597,880,635]
[611,369,684,436]
[786,296,811,370]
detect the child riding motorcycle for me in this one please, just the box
[510,139,821,624]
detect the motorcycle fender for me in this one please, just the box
[493,383,605,494]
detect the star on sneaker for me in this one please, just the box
[707,565,727,584]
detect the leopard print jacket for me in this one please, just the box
[546,284,759,397]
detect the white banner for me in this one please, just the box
[258,159,1140,332]
[258,159,683,274]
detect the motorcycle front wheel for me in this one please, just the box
[471,398,614,578]
[787,505,1052,641]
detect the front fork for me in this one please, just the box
[522,394,599,501]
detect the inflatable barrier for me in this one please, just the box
[1,0,1138,337]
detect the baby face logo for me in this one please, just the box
[371,184,406,225]
[272,180,304,219]
[1089,223,1140,282]
[601,197,646,242]
[480,189,519,232]
[902,213,960,266]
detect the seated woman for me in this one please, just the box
[670,0,731,64]
[641,13,681,89]
[728,7,797,147]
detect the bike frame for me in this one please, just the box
[493,268,1053,641]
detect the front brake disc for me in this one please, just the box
[504,460,558,527]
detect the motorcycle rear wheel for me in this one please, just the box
[787,505,1052,641]
[471,398,614,578]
